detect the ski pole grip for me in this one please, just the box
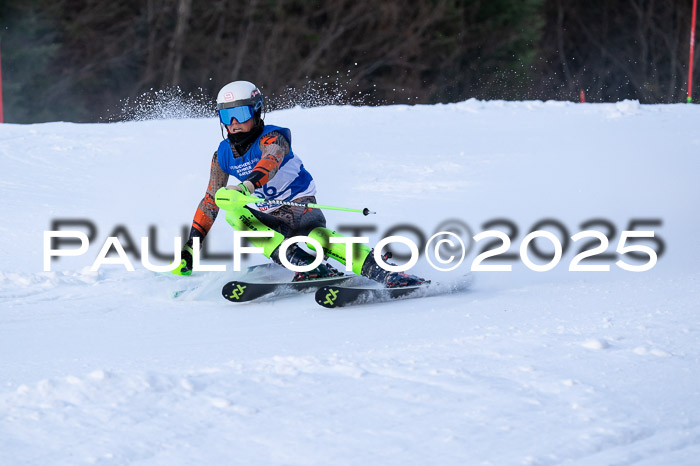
[214,187,259,210]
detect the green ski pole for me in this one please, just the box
[215,187,376,216]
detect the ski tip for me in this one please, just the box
[362,208,376,216]
[221,280,261,303]
[316,286,341,308]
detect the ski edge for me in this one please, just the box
[222,276,352,303]
[315,274,473,308]
[315,284,425,308]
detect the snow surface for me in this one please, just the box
[1,99,700,465]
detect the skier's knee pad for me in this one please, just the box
[224,208,285,258]
[307,227,371,275]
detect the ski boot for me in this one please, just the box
[291,262,343,282]
[271,243,344,282]
[360,250,429,288]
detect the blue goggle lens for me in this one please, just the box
[218,105,255,125]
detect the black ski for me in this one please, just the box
[222,275,351,303]
[315,275,472,308]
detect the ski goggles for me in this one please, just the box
[217,97,262,125]
[218,105,255,125]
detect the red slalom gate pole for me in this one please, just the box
[689,0,697,103]
[0,38,4,122]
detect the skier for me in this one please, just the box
[172,80,426,288]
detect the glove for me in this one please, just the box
[227,180,254,196]
[171,241,194,276]
[215,182,257,211]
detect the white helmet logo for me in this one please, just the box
[224,92,234,102]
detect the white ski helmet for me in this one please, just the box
[216,81,264,129]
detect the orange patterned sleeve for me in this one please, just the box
[189,152,229,242]
[244,130,290,188]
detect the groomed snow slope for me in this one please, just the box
[1,100,699,465]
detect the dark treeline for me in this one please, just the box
[0,0,697,123]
